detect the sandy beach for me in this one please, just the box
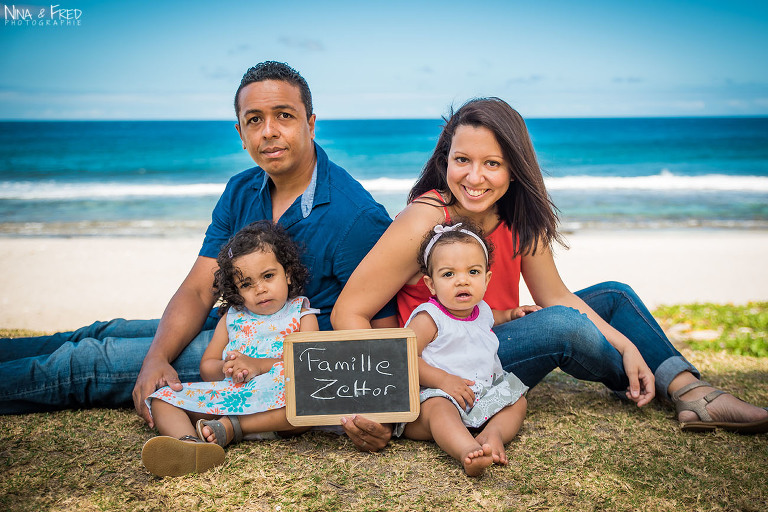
[1,230,767,332]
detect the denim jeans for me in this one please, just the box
[1,281,696,414]
[494,281,699,399]
[0,313,219,414]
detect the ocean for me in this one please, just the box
[1,118,767,237]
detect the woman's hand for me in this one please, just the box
[438,373,476,409]
[223,351,276,383]
[620,345,655,407]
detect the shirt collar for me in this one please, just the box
[300,163,318,218]
[255,151,320,220]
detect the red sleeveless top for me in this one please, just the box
[396,191,521,326]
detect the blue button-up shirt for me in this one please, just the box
[200,143,394,330]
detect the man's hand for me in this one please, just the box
[340,415,393,452]
[132,359,182,428]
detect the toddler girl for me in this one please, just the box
[404,221,528,477]
[141,220,318,477]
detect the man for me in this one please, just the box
[0,61,393,450]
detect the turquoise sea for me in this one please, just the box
[1,118,767,236]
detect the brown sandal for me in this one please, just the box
[671,380,768,434]
[141,435,225,477]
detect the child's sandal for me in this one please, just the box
[196,416,244,447]
[141,435,225,477]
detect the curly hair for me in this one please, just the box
[234,61,313,121]
[214,220,309,315]
[417,219,494,277]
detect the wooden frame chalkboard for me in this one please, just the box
[284,328,420,426]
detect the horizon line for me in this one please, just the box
[2,114,768,122]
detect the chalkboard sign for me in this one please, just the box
[284,328,419,426]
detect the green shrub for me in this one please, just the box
[654,302,768,357]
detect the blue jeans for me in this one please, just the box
[1,282,696,414]
[0,313,219,414]
[494,281,699,399]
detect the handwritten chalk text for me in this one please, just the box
[309,378,397,400]
[298,347,393,376]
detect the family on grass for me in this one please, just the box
[1,62,766,478]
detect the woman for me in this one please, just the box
[331,97,768,436]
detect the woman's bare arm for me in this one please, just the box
[521,244,655,405]
[331,202,444,329]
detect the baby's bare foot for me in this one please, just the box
[463,443,493,477]
[475,429,508,465]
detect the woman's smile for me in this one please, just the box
[462,186,489,198]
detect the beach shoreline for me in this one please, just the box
[1,229,767,332]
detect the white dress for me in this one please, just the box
[406,298,528,428]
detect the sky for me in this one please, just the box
[1,0,767,120]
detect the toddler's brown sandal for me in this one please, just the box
[141,435,225,477]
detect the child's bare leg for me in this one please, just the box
[197,408,309,444]
[405,397,493,477]
[475,397,527,465]
[142,400,224,477]
[150,399,197,438]
[241,408,310,436]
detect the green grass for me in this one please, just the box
[654,302,768,357]
[1,304,767,511]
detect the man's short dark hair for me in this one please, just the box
[234,61,313,121]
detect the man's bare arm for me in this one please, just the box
[132,255,219,427]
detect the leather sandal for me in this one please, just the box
[671,380,768,434]
[141,435,225,477]
[196,416,244,447]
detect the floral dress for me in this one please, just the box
[147,296,317,417]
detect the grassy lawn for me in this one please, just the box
[1,304,766,512]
